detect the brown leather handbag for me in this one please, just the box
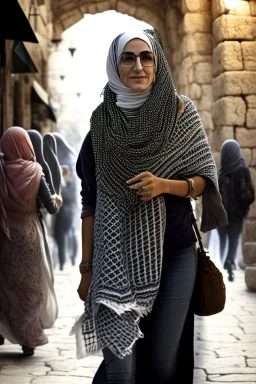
[190,200,226,316]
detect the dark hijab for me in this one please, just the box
[27,130,55,195]
[219,139,246,177]
[43,133,62,195]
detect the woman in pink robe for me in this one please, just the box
[0,126,61,356]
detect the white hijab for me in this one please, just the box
[106,31,155,109]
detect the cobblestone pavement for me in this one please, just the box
[0,260,256,383]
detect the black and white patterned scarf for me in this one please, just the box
[72,30,227,359]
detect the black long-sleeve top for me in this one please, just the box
[76,132,196,252]
[37,175,59,215]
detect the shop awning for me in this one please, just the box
[32,80,57,122]
[4,0,38,43]
[12,41,38,74]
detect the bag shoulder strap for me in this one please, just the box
[189,198,205,253]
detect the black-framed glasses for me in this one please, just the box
[119,51,155,68]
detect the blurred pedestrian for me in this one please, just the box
[43,133,62,195]
[218,139,255,281]
[52,132,79,270]
[0,126,62,356]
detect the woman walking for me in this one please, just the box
[218,139,255,281]
[72,30,227,383]
[0,126,62,355]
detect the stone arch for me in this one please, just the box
[52,1,165,44]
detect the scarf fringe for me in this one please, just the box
[97,299,150,318]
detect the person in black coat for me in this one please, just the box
[218,139,255,281]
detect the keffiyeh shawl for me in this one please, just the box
[72,30,227,359]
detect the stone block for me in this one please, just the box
[250,1,256,15]
[252,149,256,166]
[197,95,212,111]
[241,42,256,71]
[236,128,256,148]
[212,0,226,20]
[213,151,221,168]
[219,126,234,142]
[248,200,256,218]
[183,33,213,56]
[200,111,214,130]
[246,95,256,109]
[194,62,212,84]
[212,97,246,126]
[243,219,256,242]
[182,0,211,13]
[245,266,256,291]
[213,42,243,77]
[178,56,193,86]
[183,13,212,34]
[229,1,252,15]
[188,83,202,99]
[246,109,256,128]
[213,15,256,43]
[202,84,212,97]
[191,54,212,64]
[213,72,256,100]
[241,148,252,165]
[116,2,137,16]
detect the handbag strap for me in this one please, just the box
[189,198,205,253]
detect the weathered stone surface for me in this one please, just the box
[212,97,246,126]
[213,15,256,43]
[183,33,213,56]
[194,62,212,84]
[236,128,256,148]
[246,95,256,109]
[183,13,212,34]
[191,54,212,64]
[250,1,256,16]
[246,109,256,128]
[241,42,256,71]
[219,126,234,142]
[211,0,226,20]
[252,149,256,166]
[229,1,252,16]
[243,242,256,264]
[188,83,202,99]
[243,219,256,241]
[200,111,214,130]
[197,95,212,112]
[213,42,243,77]
[245,266,256,291]
[166,7,182,50]
[213,72,256,100]
[241,148,252,165]
[116,2,137,17]
[182,0,211,13]
[178,56,193,86]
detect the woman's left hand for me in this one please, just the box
[127,172,164,201]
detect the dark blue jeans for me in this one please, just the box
[103,245,197,384]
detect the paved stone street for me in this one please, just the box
[0,258,256,383]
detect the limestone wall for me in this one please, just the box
[211,0,256,290]
[166,0,214,145]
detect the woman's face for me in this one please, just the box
[119,39,155,92]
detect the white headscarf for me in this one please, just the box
[106,31,155,109]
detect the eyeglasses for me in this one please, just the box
[119,52,155,68]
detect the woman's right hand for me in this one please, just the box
[55,194,63,207]
[77,270,92,302]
